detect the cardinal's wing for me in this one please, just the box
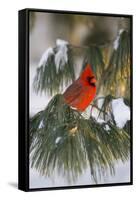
[63,80,83,104]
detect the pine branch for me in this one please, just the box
[79,46,105,86]
[30,94,130,183]
[91,95,130,129]
[33,29,130,97]
[97,30,130,95]
[33,46,75,96]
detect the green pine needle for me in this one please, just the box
[103,31,130,94]
[30,94,130,183]
[83,46,105,80]
[33,48,75,96]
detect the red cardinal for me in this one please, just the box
[63,64,96,112]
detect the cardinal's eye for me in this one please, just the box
[86,76,91,82]
[90,83,96,87]
[90,76,95,80]
[86,76,96,87]
[86,76,95,82]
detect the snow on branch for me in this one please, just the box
[90,96,130,130]
[55,39,69,73]
[112,98,130,128]
[55,137,62,144]
[38,39,69,72]
[113,29,124,50]
[33,39,75,95]
[38,47,54,67]
[38,31,128,71]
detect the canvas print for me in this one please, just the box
[28,10,132,189]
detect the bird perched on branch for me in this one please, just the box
[63,64,96,111]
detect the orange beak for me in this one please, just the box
[91,77,96,84]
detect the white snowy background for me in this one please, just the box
[29,12,131,188]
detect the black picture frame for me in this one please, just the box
[18,8,133,192]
